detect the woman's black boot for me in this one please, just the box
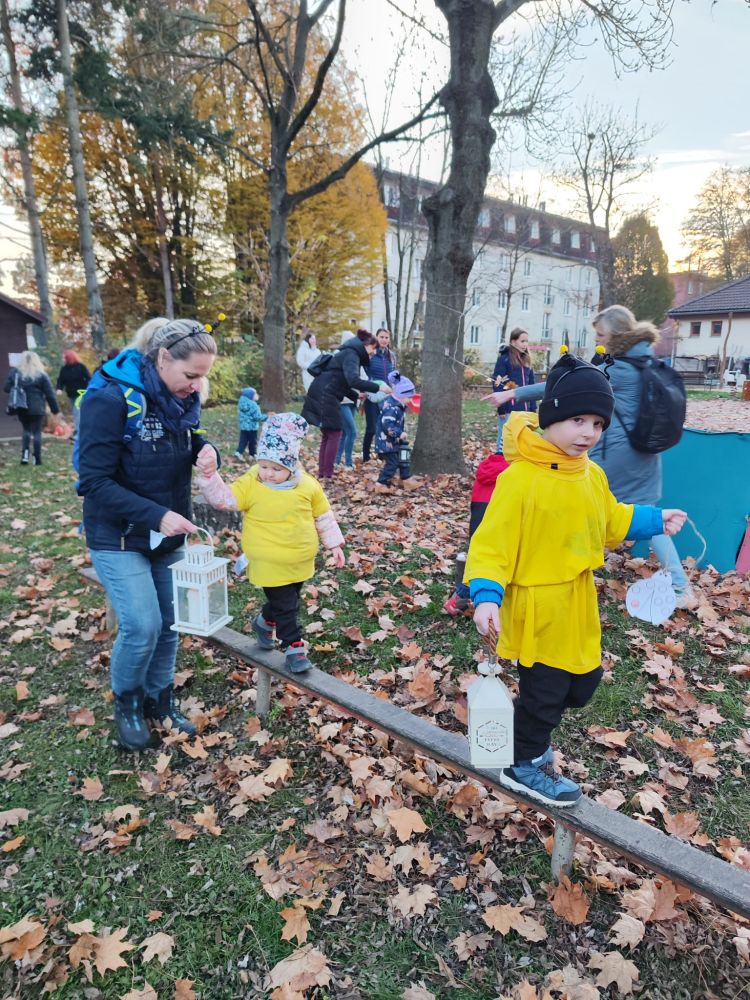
[113,688,153,750]
[143,685,197,736]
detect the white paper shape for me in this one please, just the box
[468,669,514,768]
[149,530,166,550]
[626,569,676,625]
[234,553,249,576]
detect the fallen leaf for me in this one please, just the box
[280,905,310,945]
[303,819,345,843]
[548,876,590,925]
[588,951,639,994]
[76,777,104,802]
[120,985,157,1000]
[386,806,428,842]
[194,805,222,836]
[402,985,436,1000]
[146,911,163,923]
[174,980,197,1000]
[1,835,25,852]
[392,883,438,917]
[92,927,135,975]
[0,808,29,829]
[140,931,175,965]
[609,913,645,949]
[15,681,29,701]
[68,708,95,727]
[267,944,332,992]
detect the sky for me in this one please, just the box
[1,0,749,297]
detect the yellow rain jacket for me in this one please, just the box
[230,468,331,587]
[465,412,635,674]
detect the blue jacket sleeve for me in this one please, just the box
[77,385,169,530]
[626,505,663,540]
[469,578,505,606]
[512,383,545,404]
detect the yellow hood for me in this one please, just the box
[503,411,588,477]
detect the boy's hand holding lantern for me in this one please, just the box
[474,602,500,639]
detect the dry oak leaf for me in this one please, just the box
[402,984,436,1000]
[588,951,639,994]
[280,906,311,945]
[0,808,29,829]
[266,943,332,994]
[392,883,438,918]
[386,806,428,842]
[194,805,222,836]
[90,927,136,975]
[120,985,157,1000]
[548,876,590,925]
[76,777,104,802]
[174,980,197,999]
[609,913,645,950]
[140,931,175,965]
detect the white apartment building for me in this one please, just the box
[368,171,604,369]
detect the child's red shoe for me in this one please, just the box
[443,593,471,617]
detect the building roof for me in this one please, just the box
[0,290,45,323]
[668,275,750,318]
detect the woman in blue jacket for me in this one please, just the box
[492,328,535,452]
[77,319,220,750]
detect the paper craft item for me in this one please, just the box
[625,569,676,625]
[468,655,514,768]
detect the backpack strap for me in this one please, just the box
[121,386,146,441]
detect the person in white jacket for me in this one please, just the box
[295,331,321,393]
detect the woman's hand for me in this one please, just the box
[662,509,687,536]
[195,445,218,476]
[473,601,500,638]
[159,511,198,537]
[329,546,346,569]
[481,389,516,407]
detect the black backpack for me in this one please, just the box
[614,356,686,454]
[307,352,334,378]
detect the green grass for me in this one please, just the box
[0,405,748,999]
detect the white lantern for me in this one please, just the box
[170,529,232,637]
[468,652,514,768]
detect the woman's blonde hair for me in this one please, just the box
[593,305,660,343]
[129,318,217,361]
[18,351,46,379]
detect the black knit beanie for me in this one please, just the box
[538,350,615,429]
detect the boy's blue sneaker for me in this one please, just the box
[285,641,313,673]
[500,749,581,807]
[253,613,276,650]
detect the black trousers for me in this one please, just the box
[18,414,44,463]
[236,429,258,456]
[378,451,411,483]
[362,399,380,461]
[514,661,603,763]
[262,582,304,647]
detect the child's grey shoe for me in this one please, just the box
[499,749,580,807]
[285,641,312,673]
[253,613,276,650]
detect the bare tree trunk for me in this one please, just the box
[0,0,55,342]
[57,0,106,348]
[263,165,290,409]
[412,0,499,475]
[150,153,174,319]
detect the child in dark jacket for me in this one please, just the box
[373,371,421,493]
[235,387,267,459]
[443,452,509,616]
[492,328,535,453]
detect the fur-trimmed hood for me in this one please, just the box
[608,326,660,357]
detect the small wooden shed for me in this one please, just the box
[0,292,45,439]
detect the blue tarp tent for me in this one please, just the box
[652,428,750,573]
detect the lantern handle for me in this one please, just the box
[186,527,215,549]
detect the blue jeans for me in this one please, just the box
[90,547,183,697]
[336,404,356,467]
[496,414,509,453]
[650,534,689,592]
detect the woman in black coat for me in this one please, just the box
[4,351,60,465]
[301,331,389,478]
[56,349,91,436]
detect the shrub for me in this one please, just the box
[205,342,264,405]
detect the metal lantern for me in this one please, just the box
[170,528,232,637]
[398,444,412,464]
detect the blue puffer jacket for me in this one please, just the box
[77,350,215,554]
[367,347,397,385]
[376,397,407,454]
[589,339,661,505]
[492,347,536,415]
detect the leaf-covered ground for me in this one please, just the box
[1,399,749,1000]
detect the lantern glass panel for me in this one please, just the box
[208,578,227,625]
[177,584,205,629]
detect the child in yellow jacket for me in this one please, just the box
[196,413,345,673]
[466,350,687,806]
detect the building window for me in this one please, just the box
[591,240,596,253]
[523,259,532,277]
[471,287,480,307]
[542,314,550,337]
[469,325,480,345]
[543,281,553,306]
[521,294,530,312]
[579,328,587,347]
[415,258,424,280]
[711,320,722,337]
[570,230,580,249]
[500,253,509,270]
[497,325,505,344]
[505,214,516,234]
[475,249,484,269]
[552,228,561,244]
[530,220,540,239]
[479,207,490,228]
[690,321,701,337]
[498,290,508,309]
[385,185,399,207]
[563,298,571,316]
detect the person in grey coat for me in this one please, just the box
[482,305,695,607]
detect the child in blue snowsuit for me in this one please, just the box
[235,387,267,459]
[374,371,421,493]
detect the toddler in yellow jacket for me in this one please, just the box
[196,413,345,673]
[466,350,687,807]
